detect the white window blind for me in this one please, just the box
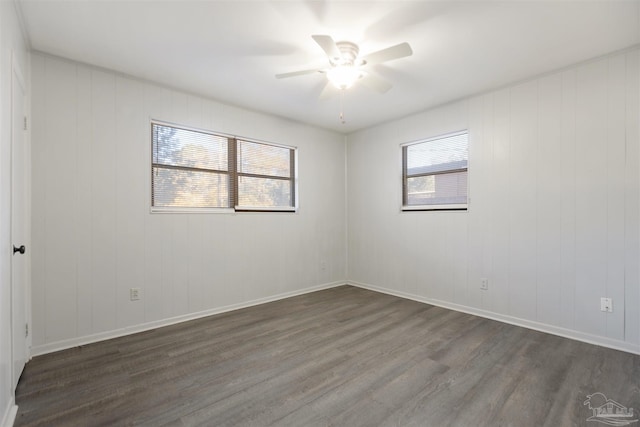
[236,139,295,210]
[151,121,296,212]
[402,131,468,210]
[152,123,230,208]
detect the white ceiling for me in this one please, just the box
[18,0,640,133]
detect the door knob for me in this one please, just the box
[13,245,25,255]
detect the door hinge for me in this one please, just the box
[23,116,27,131]
[25,323,28,337]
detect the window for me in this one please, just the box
[152,123,230,209]
[402,131,468,211]
[151,121,296,212]
[236,139,295,210]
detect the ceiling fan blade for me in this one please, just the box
[361,42,413,66]
[360,73,393,93]
[312,34,342,61]
[275,68,323,79]
[319,81,335,100]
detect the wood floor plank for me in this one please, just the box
[15,285,640,426]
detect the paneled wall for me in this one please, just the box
[347,48,640,353]
[30,53,347,355]
[31,47,640,356]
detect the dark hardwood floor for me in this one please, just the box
[15,285,640,426]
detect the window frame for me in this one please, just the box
[150,120,298,214]
[401,130,469,212]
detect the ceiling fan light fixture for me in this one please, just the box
[327,65,363,90]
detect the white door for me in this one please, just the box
[11,57,28,391]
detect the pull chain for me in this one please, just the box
[339,89,346,124]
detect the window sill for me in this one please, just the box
[235,206,297,213]
[150,207,235,214]
[150,206,298,214]
[402,204,468,212]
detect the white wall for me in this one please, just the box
[30,53,347,355]
[28,44,640,360]
[347,48,640,354]
[0,2,29,426]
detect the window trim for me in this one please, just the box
[401,130,469,212]
[150,119,298,213]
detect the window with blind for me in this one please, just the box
[236,139,295,210]
[402,131,468,211]
[151,121,296,212]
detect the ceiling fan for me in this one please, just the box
[276,35,413,94]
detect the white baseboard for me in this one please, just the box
[31,281,345,357]
[1,399,17,427]
[348,280,640,356]
[31,280,640,358]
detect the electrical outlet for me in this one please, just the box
[480,278,489,290]
[130,288,140,301]
[320,260,326,271]
[600,297,612,313]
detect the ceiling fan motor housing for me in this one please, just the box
[332,41,363,66]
